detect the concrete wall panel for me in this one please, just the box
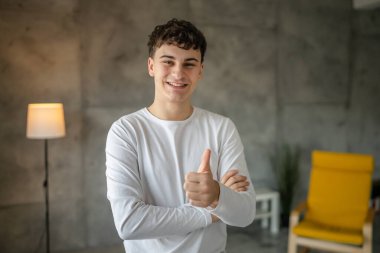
[348,11,380,177]
[278,1,351,104]
[190,0,277,29]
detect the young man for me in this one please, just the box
[106,19,255,253]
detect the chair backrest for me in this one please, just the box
[306,150,374,230]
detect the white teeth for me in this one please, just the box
[168,82,186,87]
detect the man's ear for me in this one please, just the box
[148,57,154,77]
[199,63,204,79]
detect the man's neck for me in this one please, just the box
[148,101,193,121]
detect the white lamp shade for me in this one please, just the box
[27,103,66,139]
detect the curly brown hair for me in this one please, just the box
[147,18,207,62]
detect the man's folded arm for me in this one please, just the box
[209,182,255,227]
[209,119,256,227]
[106,124,211,240]
[107,175,211,240]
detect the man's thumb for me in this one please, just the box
[198,149,211,173]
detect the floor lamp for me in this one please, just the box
[26,103,66,253]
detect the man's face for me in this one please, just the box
[148,44,203,105]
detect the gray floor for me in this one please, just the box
[64,214,380,253]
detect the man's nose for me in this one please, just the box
[171,65,184,78]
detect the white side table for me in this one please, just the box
[255,187,280,234]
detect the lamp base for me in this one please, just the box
[44,139,50,253]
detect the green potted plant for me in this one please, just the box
[271,144,300,227]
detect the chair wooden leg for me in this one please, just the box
[288,232,297,253]
[288,202,305,253]
[363,225,372,253]
[363,209,373,253]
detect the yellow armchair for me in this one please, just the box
[288,150,374,253]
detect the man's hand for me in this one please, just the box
[210,170,250,223]
[221,169,250,192]
[184,149,220,208]
[184,149,250,223]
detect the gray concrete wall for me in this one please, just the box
[0,0,379,252]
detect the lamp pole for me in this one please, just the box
[44,139,50,253]
[26,103,66,253]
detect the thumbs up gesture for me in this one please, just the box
[183,149,220,208]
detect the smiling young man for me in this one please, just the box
[106,19,256,253]
[147,44,201,120]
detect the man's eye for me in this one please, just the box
[184,63,195,68]
[163,61,173,65]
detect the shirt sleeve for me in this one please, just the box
[105,121,212,240]
[208,119,256,227]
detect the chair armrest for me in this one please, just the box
[363,207,374,234]
[364,207,375,224]
[291,201,307,216]
[363,208,374,251]
[289,201,307,228]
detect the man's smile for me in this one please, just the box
[166,81,188,88]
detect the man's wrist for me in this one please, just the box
[210,180,220,209]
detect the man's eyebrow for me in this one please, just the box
[160,55,175,59]
[185,58,199,62]
[159,55,199,62]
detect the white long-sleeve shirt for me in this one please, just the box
[106,107,255,253]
